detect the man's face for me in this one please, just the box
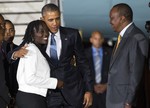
[0,16,5,43]
[4,22,15,43]
[42,11,60,34]
[109,8,122,33]
[90,32,104,48]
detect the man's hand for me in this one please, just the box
[94,84,107,94]
[56,80,64,89]
[83,92,93,108]
[13,44,28,59]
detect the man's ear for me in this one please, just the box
[101,37,104,43]
[90,37,93,43]
[121,16,126,23]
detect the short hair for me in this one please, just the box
[113,3,133,22]
[0,14,5,38]
[91,31,104,38]
[41,3,60,16]
[23,20,48,44]
[5,19,15,29]
[0,14,5,28]
[0,14,4,21]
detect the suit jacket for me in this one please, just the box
[47,27,93,106]
[106,23,149,107]
[2,42,19,97]
[85,46,112,85]
[0,48,10,107]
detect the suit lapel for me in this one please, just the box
[109,23,135,69]
[89,48,95,75]
[59,27,68,61]
[48,27,68,66]
[109,36,127,69]
[90,47,106,80]
[102,48,107,71]
[101,47,109,77]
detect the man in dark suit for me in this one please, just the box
[2,20,19,107]
[10,3,93,108]
[85,31,112,108]
[106,3,149,108]
[145,21,150,108]
[41,4,93,108]
[0,14,10,108]
[3,20,19,96]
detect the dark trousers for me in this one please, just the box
[91,92,106,108]
[0,98,7,108]
[16,91,47,108]
[47,90,83,108]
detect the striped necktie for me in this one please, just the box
[50,34,58,64]
[94,49,101,83]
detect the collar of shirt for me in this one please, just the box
[46,29,62,59]
[92,46,103,57]
[120,22,133,37]
[49,30,61,40]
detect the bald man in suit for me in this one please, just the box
[85,31,112,108]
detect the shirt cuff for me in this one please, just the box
[11,52,18,60]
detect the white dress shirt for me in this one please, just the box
[17,43,57,97]
[46,30,62,59]
[120,22,133,37]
